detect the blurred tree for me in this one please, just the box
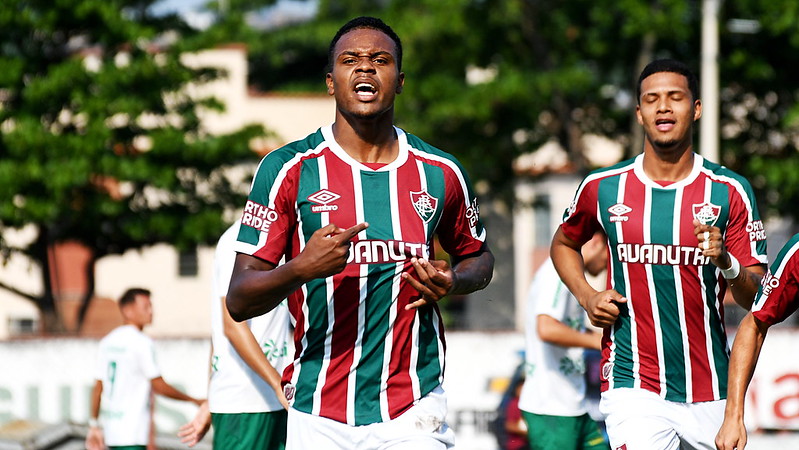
[0,0,267,333]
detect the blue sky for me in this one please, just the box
[151,0,318,29]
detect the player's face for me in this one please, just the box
[326,27,404,120]
[129,294,153,327]
[636,71,701,151]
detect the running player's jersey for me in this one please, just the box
[93,325,160,446]
[560,153,767,403]
[209,221,292,414]
[752,233,799,325]
[234,125,487,426]
[518,259,590,416]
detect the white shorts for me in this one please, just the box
[600,388,725,450]
[286,385,455,450]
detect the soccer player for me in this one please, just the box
[225,16,494,450]
[716,233,799,450]
[86,288,204,450]
[518,231,609,450]
[178,221,292,449]
[550,58,768,449]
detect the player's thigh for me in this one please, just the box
[212,411,287,450]
[600,389,680,450]
[677,399,725,450]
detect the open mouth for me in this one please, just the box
[355,82,377,100]
[655,118,675,131]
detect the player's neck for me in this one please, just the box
[642,141,695,182]
[332,116,398,164]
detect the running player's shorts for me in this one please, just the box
[521,411,608,450]
[600,388,725,450]
[286,385,455,450]
[211,410,288,450]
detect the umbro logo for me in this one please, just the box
[308,189,340,213]
[608,203,632,222]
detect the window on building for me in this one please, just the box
[9,317,38,335]
[178,247,199,277]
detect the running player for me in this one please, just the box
[716,233,799,450]
[518,231,609,450]
[86,288,204,450]
[551,59,768,449]
[178,221,292,449]
[225,16,494,450]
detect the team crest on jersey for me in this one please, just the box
[608,203,632,222]
[692,201,721,226]
[410,190,438,223]
[601,362,614,381]
[283,383,296,404]
[308,189,341,213]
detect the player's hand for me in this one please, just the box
[85,426,105,450]
[584,290,627,328]
[178,400,211,447]
[693,219,732,269]
[715,417,747,450]
[403,258,454,310]
[297,222,368,279]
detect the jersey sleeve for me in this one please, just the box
[213,223,239,300]
[139,336,161,380]
[530,263,572,322]
[560,177,602,245]
[724,177,768,267]
[435,160,486,257]
[235,151,299,265]
[752,235,799,326]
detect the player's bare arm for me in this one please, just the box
[537,314,602,350]
[693,219,765,309]
[227,222,369,321]
[403,243,494,310]
[220,295,289,409]
[551,227,626,328]
[151,377,203,406]
[715,313,770,450]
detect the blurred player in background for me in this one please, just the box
[519,231,609,450]
[178,221,292,449]
[551,58,767,449]
[225,16,494,449]
[86,287,204,450]
[716,233,799,450]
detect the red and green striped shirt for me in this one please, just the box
[561,153,767,403]
[752,233,799,326]
[235,125,486,425]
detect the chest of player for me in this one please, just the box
[596,177,732,267]
[293,157,448,255]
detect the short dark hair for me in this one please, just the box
[637,59,699,102]
[327,16,403,72]
[119,287,150,308]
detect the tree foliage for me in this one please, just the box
[0,0,266,332]
[238,0,799,223]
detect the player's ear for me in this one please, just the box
[326,72,334,96]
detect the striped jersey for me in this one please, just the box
[752,233,799,326]
[234,125,487,425]
[560,153,767,403]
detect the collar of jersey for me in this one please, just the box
[321,124,410,172]
[632,152,704,190]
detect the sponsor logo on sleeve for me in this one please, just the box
[241,200,279,234]
[465,197,480,228]
[692,201,721,226]
[747,220,767,242]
